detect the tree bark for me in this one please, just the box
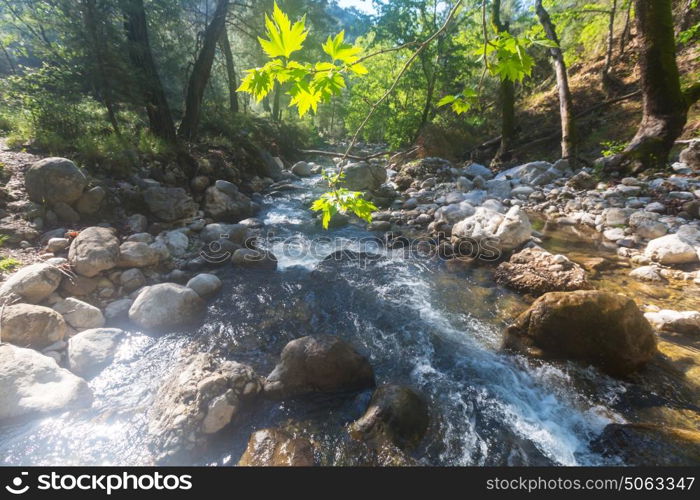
[119,0,177,144]
[535,0,575,161]
[83,0,120,136]
[619,0,632,56]
[219,28,239,113]
[178,0,230,140]
[618,0,688,171]
[492,0,514,163]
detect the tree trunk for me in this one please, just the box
[535,0,575,161]
[602,0,618,92]
[619,0,688,171]
[83,0,120,136]
[119,0,177,144]
[492,0,514,163]
[178,0,230,140]
[619,0,632,56]
[219,28,239,113]
[413,53,436,143]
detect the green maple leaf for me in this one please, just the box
[237,66,274,101]
[322,30,362,64]
[258,2,308,59]
[289,81,322,116]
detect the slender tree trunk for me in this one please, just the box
[619,0,632,56]
[179,0,230,140]
[604,0,617,76]
[535,0,575,161]
[413,54,436,143]
[219,28,238,113]
[492,0,514,163]
[83,0,120,136]
[119,0,177,144]
[618,0,688,171]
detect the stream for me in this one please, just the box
[1,172,697,466]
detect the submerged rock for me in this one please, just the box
[592,424,700,466]
[264,335,375,399]
[495,247,591,296]
[503,290,657,377]
[128,283,205,331]
[350,385,429,451]
[0,304,67,349]
[148,353,262,464]
[0,262,63,304]
[238,428,315,466]
[0,344,92,421]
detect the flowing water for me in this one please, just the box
[1,174,697,466]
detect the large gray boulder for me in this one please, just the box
[341,162,387,191]
[53,297,105,331]
[644,234,699,265]
[68,328,124,377]
[0,263,63,304]
[204,183,253,222]
[117,242,162,268]
[0,344,93,421]
[128,283,206,330]
[148,353,262,463]
[0,303,67,349]
[451,205,532,254]
[145,186,197,222]
[264,335,375,399]
[68,227,120,277]
[25,157,87,205]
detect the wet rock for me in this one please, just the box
[204,184,253,222]
[264,335,375,399]
[25,157,87,205]
[0,263,63,304]
[117,241,162,268]
[145,186,197,222]
[148,353,262,464]
[75,186,106,215]
[128,283,205,330]
[341,162,387,191]
[592,424,700,466]
[0,303,67,349]
[350,385,429,451]
[68,227,120,277]
[451,205,531,254]
[644,310,700,335]
[291,161,313,177]
[238,428,315,466]
[644,234,699,265]
[495,247,591,296]
[231,248,277,270]
[503,290,657,377]
[186,273,222,298]
[67,328,124,377]
[0,344,92,421]
[53,297,105,331]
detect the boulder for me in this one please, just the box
[451,206,532,254]
[0,303,67,349]
[495,161,551,183]
[0,344,92,421]
[679,140,700,170]
[75,186,106,215]
[53,202,80,224]
[104,298,133,322]
[128,283,205,330]
[120,268,146,292]
[117,242,161,268]
[341,162,387,191]
[200,223,250,245]
[204,184,253,222]
[264,335,375,399]
[53,297,105,331]
[145,186,197,222]
[0,263,62,304]
[592,423,700,466]
[350,385,429,451]
[186,273,222,298]
[464,163,493,179]
[495,247,592,296]
[434,202,476,226]
[68,227,120,277]
[238,428,315,466]
[156,230,189,258]
[503,290,657,377]
[644,310,700,335]
[644,234,699,265]
[147,353,262,463]
[67,328,124,377]
[291,161,313,177]
[25,157,87,205]
[566,170,597,190]
[629,265,666,283]
[231,248,277,270]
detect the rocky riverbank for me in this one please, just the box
[1,137,699,465]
